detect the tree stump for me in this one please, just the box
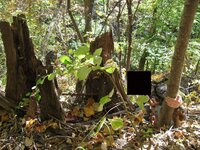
[0,15,64,121]
[85,32,128,109]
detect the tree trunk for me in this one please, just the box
[86,32,114,101]
[67,0,84,43]
[0,15,40,105]
[85,32,129,110]
[126,0,133,71]
[138,49,148,71]
[159,0,199,127]
[0,15,64,121]
[84,0,94,41]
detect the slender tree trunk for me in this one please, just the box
[67,0,84,43]
[126,0,141,71]
[126,0,133,71]
[84,0,94,41]
[138,6,157,71]
[159,0,199,127]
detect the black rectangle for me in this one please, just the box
[127,71,151,95]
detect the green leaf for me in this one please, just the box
[59,55,72,64]
[93,48,102,56]
[108,89,114,98]
[99,95,111,105]
[136,95,149,109]
[74,45,89,55]
[95,117,106,134]
[109,118,124,131]
[47,72,56,81]
[130,96,136,104]
[94,56,102,66]
[77,54,85,59]
[96,104,104,112]
[77,66,92,80]
[105,67,115,74]
[35,90,41,102]
[68,49,73,54]
[90,117,106,137]
[36,76,46,85]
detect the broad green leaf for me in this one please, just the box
[136,95,149,109]
[93,48,102,56]
[47,72,56,81]
[99,95,111,105]
[87,57,94,65]
[59,55,72,64]
[77,54,86,59]
[105,67,115,74]
[109,118,124,131]
[74,45,89,55]
[77,66,92,80]
[94,56,102,66]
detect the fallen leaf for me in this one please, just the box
[24,136,33,147]
[84,106,95,117]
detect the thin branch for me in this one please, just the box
[67,0,85,43]
[98,0,121,36]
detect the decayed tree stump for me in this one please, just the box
[85,31,128,109]
[0,15,64,121]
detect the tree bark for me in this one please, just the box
[84,0,94,41]
[159,0,199,127]
[126,0,141,71]
[67,0,85,43]
[126,0,133,71]
[0,15,64,121]
[85,32,128,109]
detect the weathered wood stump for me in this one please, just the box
[85,31,128,109]
[0,15,64,120]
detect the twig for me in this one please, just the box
[98,0,121,36]
[61,92,98,97]
[67,0,85,43]
[46,135,73,141]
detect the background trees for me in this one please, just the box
[0,0,200,149]
[0,0,199,78]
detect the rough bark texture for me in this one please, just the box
[0,15,64,121]
[125,0,133,71]
[86,32,114,101]
[0,15,40,105]
[84,0,94,41]
[85,32,130,110]
[159,0,199,127]
[38,65,64,121]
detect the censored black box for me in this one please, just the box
[127,71,151,95]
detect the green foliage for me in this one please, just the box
[136,95,149,109]
[96,89,114,111]
[90,117,106,137]
[77,66,92,81]
[108,118,124,131]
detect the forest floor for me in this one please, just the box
[0,77,200,150]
